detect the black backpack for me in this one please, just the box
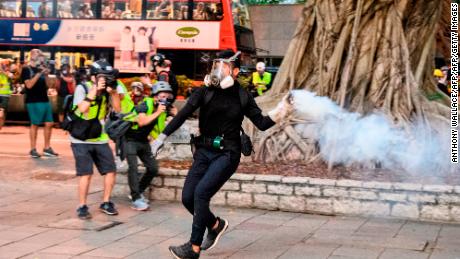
[61,85,103,141]
[61,85,88,131]
[202,87,253,156]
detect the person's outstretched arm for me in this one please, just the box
[161,87,204,137]
[245,90,293,130]
[244,92,275,131]
[150,87,204,155]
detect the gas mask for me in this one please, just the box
[205,51,240,89]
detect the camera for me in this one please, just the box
[97,74,117,89]
[158,98,173,107]
[158,98,174,115]
[37,59,56,75]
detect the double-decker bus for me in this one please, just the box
[0,0,255,78]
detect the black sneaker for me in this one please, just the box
[201,217,229,251]
[77,205,92,219]
[43,147,58,157]
[30,149,41,158]
[169,241,200,259]
[99,201,118,215]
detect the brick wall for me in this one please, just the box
[113,169,460,222]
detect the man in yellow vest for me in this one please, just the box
[124,81,177,211]
[252,62,272,96]
[70,60,121,219]
[0,59,12,130]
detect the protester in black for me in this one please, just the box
[151,51,293,259]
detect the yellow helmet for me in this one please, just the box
[433,69,443,77]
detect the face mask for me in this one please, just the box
[208,61,227,87]
[220,75,234,89]
[62,70,68,75]
[206,51,240,89]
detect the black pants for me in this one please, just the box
[126,140,158,201]
[182,147,240,246]
[138,52,147,67]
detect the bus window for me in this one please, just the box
[102,0,142,19]
[55,51,92,69]
[146,0,186,20]
[192,0,223,21]
[232,0,250,28]
[26,0,54,18]
[0,0,20,17]
[59,0,96,19]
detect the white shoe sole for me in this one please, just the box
[130,206,149,211]
[169,248,181,259]
[43,153,58,157]
[205,219,229,251]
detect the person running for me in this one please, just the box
[150,50,293,259]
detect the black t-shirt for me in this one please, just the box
[163,82,275,150]
[58,77,70,97]
[21,66,49,103]
[125,102,157,142]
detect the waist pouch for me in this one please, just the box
[240,127,253,156]
[190,135,240,152]
[70,117,103,141]
[67,99,103,141]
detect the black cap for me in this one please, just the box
[89,59,118,76]
[216,50,240,68]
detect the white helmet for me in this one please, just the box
[152,81,173,95]
[256,62,265,71]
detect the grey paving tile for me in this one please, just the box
[82,240,153,258]
[378,248,429,259]
[396,221,442,241]
[228,245,290,259]
[330,245,383,259]
[278,242,339,259]
[21,252,73,259]
[429,249,460,259]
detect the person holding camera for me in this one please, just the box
[70,60,121,219]
[124,81,177,211]
[20,49,58,158]
[150,51,293,259]
[149,53,179,100]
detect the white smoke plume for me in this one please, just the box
[291,90,451,174]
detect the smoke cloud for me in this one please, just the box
[291,90,450,174]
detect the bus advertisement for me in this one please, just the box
[0,19,221,73]
[0,0,255,77]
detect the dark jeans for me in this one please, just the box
[182,147,240,246]
[126,140,158,201]
[138,52,147,67]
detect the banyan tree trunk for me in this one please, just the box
[250,0,451,163]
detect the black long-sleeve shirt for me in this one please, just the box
[163,82,275,142]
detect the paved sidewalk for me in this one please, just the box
[0,127,460,258]
[0,179,460,259]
